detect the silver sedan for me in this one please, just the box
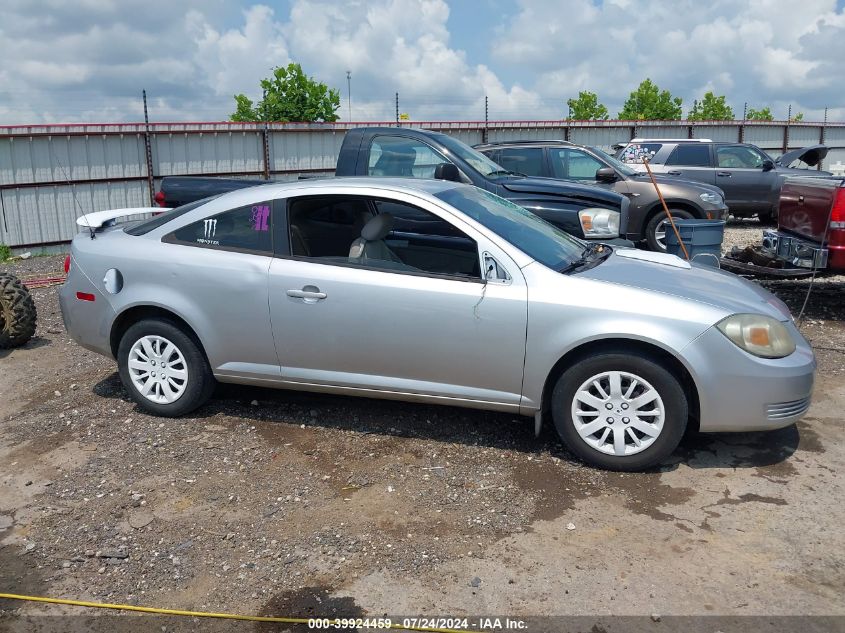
[59,178,815,470]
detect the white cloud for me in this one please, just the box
[0,0,843,124]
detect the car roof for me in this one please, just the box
[208,176,466,202]
[627,138,713,143]
[474,140,577,149]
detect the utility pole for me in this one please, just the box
[346,71,352,122]
[483,95,489,143]
[142,90,155,205]
[395,92,399,125]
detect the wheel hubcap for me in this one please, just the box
[654,219,669,250]
[571,370,665,457]
[127,335,188,404]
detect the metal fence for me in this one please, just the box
[2,118,844,249]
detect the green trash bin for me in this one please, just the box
[665,219,726,267]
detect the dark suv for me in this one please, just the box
[475,140,728,251]
[614,139,830,222]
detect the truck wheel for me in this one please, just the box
[0,273,37,349]
[550,351,687,471]
[645,209,694,252]
[117,319,215,417]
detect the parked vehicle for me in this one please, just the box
[0,272,37,349]
[758,176,845,273]
[156,127,631,243]
[156,176,265,208]
[614,139,830,222]
[474,140,728,251]
[60,178,815,471]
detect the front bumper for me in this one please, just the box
[761,229,828,269]
[682,321,815,432]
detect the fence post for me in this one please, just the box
[142,90,155,205]
[262,123,271,180]
[739,102,746,143]
[819,107,828,171]
[783,104,791,154]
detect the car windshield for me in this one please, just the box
[124,196,219,236]
[437,135,509,178]
[434,186,585,269]
[591,147,638,177]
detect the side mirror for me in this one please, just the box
[762,159,775,171]
[595,167,618,183]
[434,163,461,182]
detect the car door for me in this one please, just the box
[661,143,715,185]
[159,199,280,380]
[713,144,777,214]
[495,147,548,177]
[267,189,528,408]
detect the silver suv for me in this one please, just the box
[614,139,829,221]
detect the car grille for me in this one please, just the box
[766,396,811,421]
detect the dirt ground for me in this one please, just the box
[1,223,844,632]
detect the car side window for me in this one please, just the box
[551,149,604,180]
[496,147,545,177]
[716,145,764,168]
[287,195,481,280]
[666,144,711,167]
[165,201,273,254]
[368,136,449,179]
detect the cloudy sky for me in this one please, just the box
[1,0,844,125]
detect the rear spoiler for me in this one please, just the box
[76,207,170,230]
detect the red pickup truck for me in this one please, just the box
[760,176,845,273]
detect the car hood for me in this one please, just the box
[629,172,725,196]
[776,144,829,167]
[578,248,792,321]
[500,176,624,206]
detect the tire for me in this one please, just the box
[644,208,695,252]
[551,351,687,471]
[0,272,37,349]
[757,210,776,225]
[117,318,215,417]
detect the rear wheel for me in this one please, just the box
[551,351,687,471]
[0,273,37,349]
[117,319,214,416]
[644,208,694,252]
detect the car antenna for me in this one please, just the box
[50,143,96,240]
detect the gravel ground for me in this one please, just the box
[1,233,843,631]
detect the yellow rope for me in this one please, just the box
[0,592,476,633]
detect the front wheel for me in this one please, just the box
[644,209,694,252]
[551,351,687,471]
[117,319,215,417]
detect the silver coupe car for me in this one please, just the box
[59,178,815,470]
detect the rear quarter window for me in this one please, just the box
[618,143,663,164]
[164,201,273,254]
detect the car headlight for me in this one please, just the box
[579,208,620,238]
[716,314,796,358]
[699,192,723,205]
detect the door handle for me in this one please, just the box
[286,287,327,301]
[667,170,682,176]
[717,172,732,177]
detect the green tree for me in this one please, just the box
[618,79,682,120]
[790,112,804,122]
[230,63,340,123]
[566,91,609,120]
[746,106,774,121]
[688,91,734,120]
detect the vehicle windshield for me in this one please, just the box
[434,186,585,269]
[124,196,218,236]
[437,134,509,178]
[591,147,638,177]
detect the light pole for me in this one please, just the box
[346,71,352,122]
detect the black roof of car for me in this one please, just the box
[473,140,576,149]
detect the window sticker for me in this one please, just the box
[198,218,220,245]
[620,144,657,164]
[252,205,270,232]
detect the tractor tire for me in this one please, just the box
[0,272,37,349]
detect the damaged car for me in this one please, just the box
[60,178,815,471]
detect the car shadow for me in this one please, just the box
[92,372,805,472]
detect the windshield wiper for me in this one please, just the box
[487,169,525,177]
[557,243,612,274]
